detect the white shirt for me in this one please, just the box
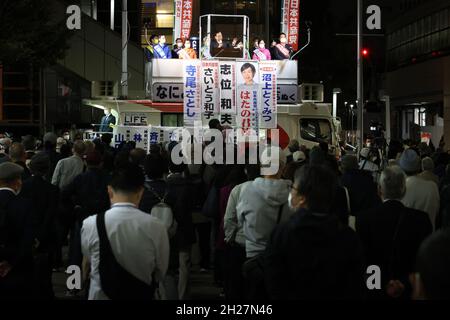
[224,181,252,246]
[402,176,440,230]
[81,203,169,300]
[51,155,85,189]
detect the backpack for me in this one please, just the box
[145,183,177,238]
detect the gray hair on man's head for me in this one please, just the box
[379,165,406,200]
[422,157,434,172]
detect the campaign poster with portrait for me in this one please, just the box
[236,61,260,88]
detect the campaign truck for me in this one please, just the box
[82,14,342,157]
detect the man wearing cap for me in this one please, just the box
[0,162,34,299]
[399,149,440,230]
[20,153,59,299]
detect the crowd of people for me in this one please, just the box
[144,32,294,61]
[1,128,450,300]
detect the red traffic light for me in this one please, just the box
[362,48,369,57]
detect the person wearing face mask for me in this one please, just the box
[172,38,184,59]
[0,162,34,299]
[153,35,172,59]
[178,39,197,60]
[144,35,159,61]
[273,33,293,60]
[264,164,365,300]
[252,40,272,61]
[99,108,116,133]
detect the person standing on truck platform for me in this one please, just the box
[178,39,197,60]
[144,35,159,61]
[99,108,116,133]
[273,33,293,60]
[252,40,271,61]
[153,35,172,59]
[172,38,184,59]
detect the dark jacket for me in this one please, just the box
[44,149,60,183]
[340,169,381,216]
[61,168,111,222]
[0,190,33,272]
[140,176,195,249]
[20,176,59,252]
[15,161,31,181]
[356,200,432,299]
[264,209,365,300]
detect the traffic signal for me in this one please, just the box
[362,48,369,57]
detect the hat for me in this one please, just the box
[29,152,50,175]
[399,149,421,174]
[341,155,358,172]
[0,162,23,180]
[85,150,103,166]
[43,132,57,145]
[292,151,306,163]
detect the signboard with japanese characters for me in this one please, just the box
[152,83,184,102]
[236,85,259,132]
[114,126,150,152]
[288,0,300,51]
[174,0,182,40]
[183,60,201,126]
[181,0,193,40]
[281,0,290,35]
[259,61,277,129]
[201,61,220,123]
[219,61,236,115]
[123,113,148,126]
[277,84,298,104]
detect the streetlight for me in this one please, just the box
[350,104,355,146]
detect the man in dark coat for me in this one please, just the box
[0,162,34,299]
[264,165,365,300]
[140,151,195,299]
[99,108,116,133]
[340,155,381,216]
[61,150,111,270]
[356,165,432,300]
[20,152,59,299]
[9,142,31,181]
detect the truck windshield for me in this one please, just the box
[300,118,332,144]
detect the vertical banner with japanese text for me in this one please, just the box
[183,60,201,126]
[219,61,236,115]
[237,85,259,132]
[281,0,290,35]
[201,60,220,124]
[288,0,300,50]
[181,0,193,40]
[174,0,182,40]
[259,61,277,129]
